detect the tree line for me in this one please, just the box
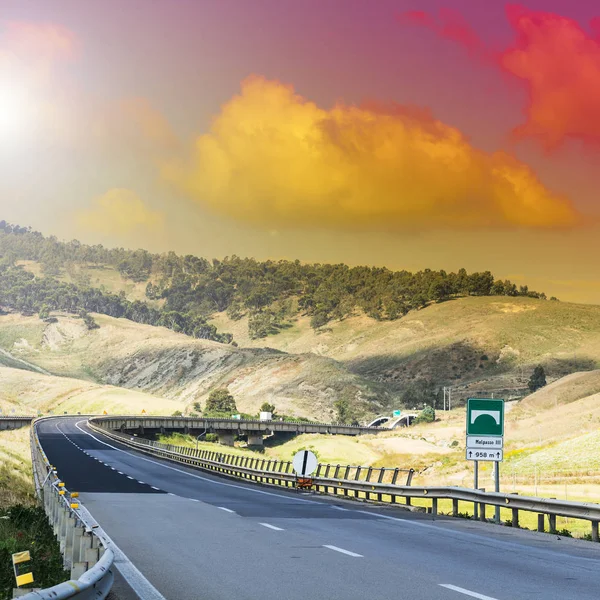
[0,257,231,343]
[0,221,554,341]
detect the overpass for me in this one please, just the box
[91,415,385,446]
[0,416,34,430]
[29,416,600,600]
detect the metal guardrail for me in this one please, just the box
[19,418,114,600]
[89,421,600,542]
[88,421,415,486]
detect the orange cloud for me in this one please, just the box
[400,5,600,151]
[77,189,164,236]
[163,76,577,232]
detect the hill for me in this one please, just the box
[211,296,600,402]
[0,366,182,415]
[0,313,392,420]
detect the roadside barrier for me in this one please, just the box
[89,420,600,542]
[18,418,114,600]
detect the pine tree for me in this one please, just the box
[528,365,547,393]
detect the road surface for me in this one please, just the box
[37,417,600,600]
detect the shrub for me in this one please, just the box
[205,433,218,443]
[414,406,435,424]
[556,528,573,538]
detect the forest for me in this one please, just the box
[0,221,553,341]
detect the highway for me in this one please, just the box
[38,417,600,600]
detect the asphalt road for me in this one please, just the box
[37,417,600,600]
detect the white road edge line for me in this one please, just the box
[73,420,322,505]
[439,584,499,600]
[323,545,362,558]
[218,506,235,513]
[259,523,284,531]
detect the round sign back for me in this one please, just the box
[292,450,318,476]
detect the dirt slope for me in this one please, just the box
[0,314,392,420]
[211,296,600,401]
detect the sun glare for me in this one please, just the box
[0,84,31,138]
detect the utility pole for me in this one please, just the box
[443,387,452,411]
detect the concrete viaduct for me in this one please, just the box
[90,416,385,447]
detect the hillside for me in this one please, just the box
[0,366,182,415]
[0,313,392,420]
[211,296,600,402]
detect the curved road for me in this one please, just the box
[38,417,599,600]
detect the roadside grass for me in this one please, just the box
[0,428,35,509]
[0,504,68,597]
[0,428,68,596]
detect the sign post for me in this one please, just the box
[466,398,505,523]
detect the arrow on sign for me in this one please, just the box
[468,451,473,458]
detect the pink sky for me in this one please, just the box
[1,1,600,303]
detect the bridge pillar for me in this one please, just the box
[247,434,264,447]
[217,431,235,447]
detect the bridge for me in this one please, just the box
[0,416,34,430]
[92,415,385,446]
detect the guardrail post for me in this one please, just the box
[391,468,399,485]
[63,514,76,567]
[548,514,557,534]
[71,522,84,565]
[511,508,519,528]
[366,467,373,482]
[59,506,70,552]
[377,468,385,484]
[406,469,415,486]
[431,498,438,516]
[537,514,545,532]
[479,503,486,522]
[334,465,341,479]
[452,498,459,516]
[591,521,599,542]
[82,531,100,567]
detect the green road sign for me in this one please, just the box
[392,410,402,417]
[466,398,504,436]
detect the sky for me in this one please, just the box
[1,0,599,303]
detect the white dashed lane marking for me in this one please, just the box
[323,545,363,558]
[260,523,283,531]
[439,585,499,600]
